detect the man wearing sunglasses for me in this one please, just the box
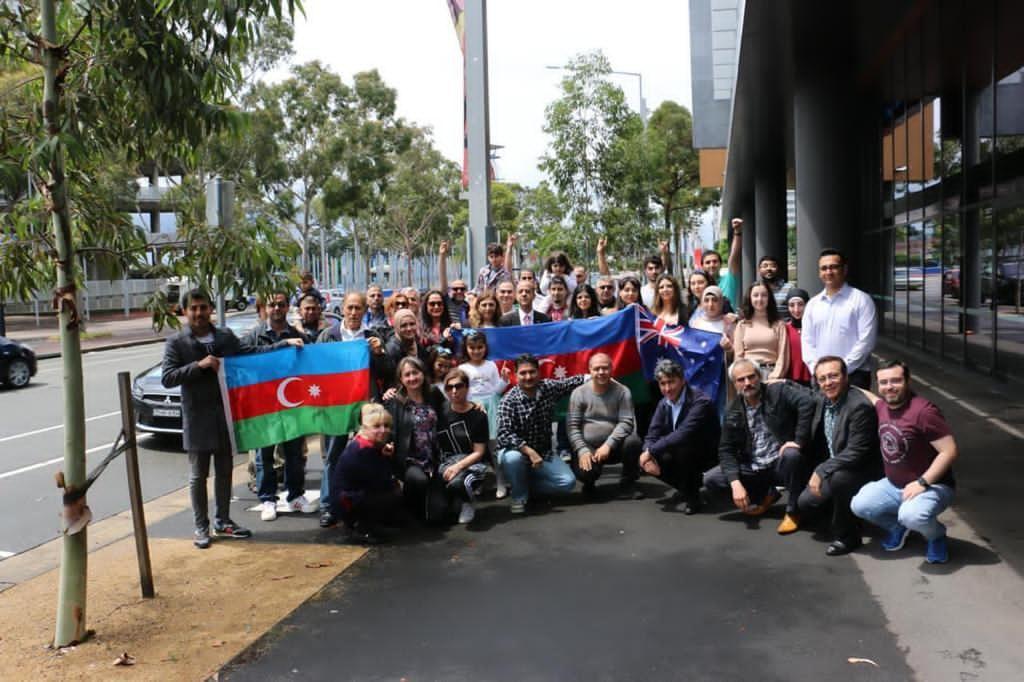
[801,249,878,389]
[437,240,470,325]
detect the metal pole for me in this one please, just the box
[116,372,154,599]
[465,0,493,279]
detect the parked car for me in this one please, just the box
[942,268,961,298]
[984,262,1024,305]
[0,336,38,389]
[893,267,924,290]
[322,288,346,316]
[131,313,259,437]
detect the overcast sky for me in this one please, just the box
[283,0,694,188]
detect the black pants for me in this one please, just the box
[188,447,234,531]
[653,445,715,503]
[339,489,407,530]
[571,434,642,487]
[796,468,873,540]
[703,446,805,513]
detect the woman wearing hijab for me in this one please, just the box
[784,288,812,386]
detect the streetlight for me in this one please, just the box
[545,65,647,124]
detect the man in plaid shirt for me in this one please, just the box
[497,353,587,514]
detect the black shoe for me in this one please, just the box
[319,510,338,528]
[212,520,252,539]
[681,499,702,515]
[616,483,646,500]
[826,537,863,556]
[582,481,597,498]
[346,523,383,546]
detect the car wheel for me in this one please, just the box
[7,359,31,388]
[235,299,247,312]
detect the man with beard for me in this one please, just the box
[758,255,794,319]
[851,360,959,564]
[704,358,815,531]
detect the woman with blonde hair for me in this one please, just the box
[469,291,501,328]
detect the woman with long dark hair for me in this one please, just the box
[570,284,600,319]
[420,289,455,348]
[652,274,687,326]
[616,275,644,310]
[733,282,789,380]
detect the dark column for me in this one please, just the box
[793,7,861,294]
[755,165,788,280]
[740,204,756,297]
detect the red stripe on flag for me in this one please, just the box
[493,338,641,384]
[228,369,370,421]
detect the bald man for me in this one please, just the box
[567,353,644,499]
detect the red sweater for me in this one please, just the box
[785,322,812,385]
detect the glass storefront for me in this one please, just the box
[870,0,1024,381]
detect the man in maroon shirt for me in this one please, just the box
[851,359,959,563]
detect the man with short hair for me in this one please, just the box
[296,292,328,339]
[701,218,743,309]
[291,272,324,309]
[796,356,880,555]
[162,289,303,548]
[573,265,588,288]
[499,281,551,326]
[363,284,389,330]
[801,248,878,389]
[759,255,794,319]
[497,354,587,514]
[851,360,959,564]
[567,353,643,499]
[475,236,516,294]
[242,291,319,522]
[437,240,470,324]
[639,359,720,513]
[704,358,815,531]
[536,275,570,321]
[640,241,671,309]
[316,292,395,528]
[496,280,517,315]
[595,277,618,315]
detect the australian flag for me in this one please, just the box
[636,306,725,402]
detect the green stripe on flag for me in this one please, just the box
[233,403,364,451]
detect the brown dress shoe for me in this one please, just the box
[743,489,782,516]
[777,513,800,535]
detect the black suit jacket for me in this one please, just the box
[810,387,882,480]
[499,309,551,327]
[643,385,720,467]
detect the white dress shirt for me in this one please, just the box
[801,283,878,375]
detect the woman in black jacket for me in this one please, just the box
[383,356,447,519]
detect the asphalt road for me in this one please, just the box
[0,343,231,558]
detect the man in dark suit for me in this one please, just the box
[704,358,815,531]
[499,281,551,326]
[162,288,302,549]
[797,356,881,556]
[639,359,720,514]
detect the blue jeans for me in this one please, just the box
[499,449,576,504]
[320,434,350,514]
[255,437,306,503]
[850,478,955,541]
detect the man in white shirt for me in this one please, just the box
[801,249,878,389]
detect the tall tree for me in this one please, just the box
[540,50,642,265]
[377,129,461,285]
[0,0,301,646]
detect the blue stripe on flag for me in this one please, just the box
[457,307,637,360]
[224,341,370,389]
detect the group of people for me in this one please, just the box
[161,223,960,564]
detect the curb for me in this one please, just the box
[37,336,168,360]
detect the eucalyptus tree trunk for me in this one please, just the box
[41,0,89,647]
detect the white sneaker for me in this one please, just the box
[495,486,508,500]
[289,495,319,514]
[458,502,476,524]
[494,469,509,499]
[509,501,526,514]
[260,500,277,521]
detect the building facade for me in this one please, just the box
[690,0,1024,382]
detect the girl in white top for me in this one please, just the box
[458,329,512,497]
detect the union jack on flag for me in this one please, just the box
[635,306,725,402]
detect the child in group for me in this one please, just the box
[331,403,406,545]
[539,251,577,297]
[457,329,512,497]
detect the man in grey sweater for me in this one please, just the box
[568,353,644,500]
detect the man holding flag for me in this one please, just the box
[497,354,586,514]
[162,288,303,549]
[242,290,319,522]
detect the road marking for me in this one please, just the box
[990,418,1024,439]
[0,441,114,481]
[0,551,13,559]
[0,411,121,444]
[36,348,162,374]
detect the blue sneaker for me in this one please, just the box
[881,525,910,551]
[926,535,949,564]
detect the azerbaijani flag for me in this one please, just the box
[219,342,370,452]
[458,307,650,401]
